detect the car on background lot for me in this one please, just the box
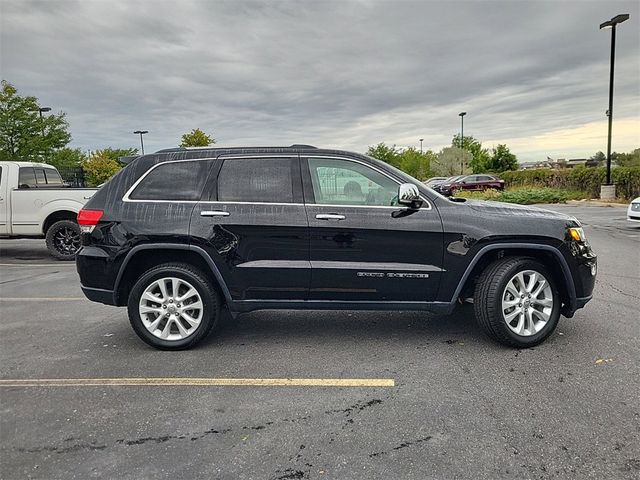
[0,161,98,259]
[628,197,640,223]
[76,145,596,350]
[434,174,505,196]
[423,176,448,188]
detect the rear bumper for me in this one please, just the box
[81,286,116,305]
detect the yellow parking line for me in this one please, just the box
[0,263,75,267]
[0,377,395,387]
[0,298,85,301]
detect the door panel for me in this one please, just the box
[189,155,310,301]
[302,156,444,302]
[0,166,8,235]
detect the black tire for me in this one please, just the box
[127,263,220,350]
[45,219,81,261]
[474,257,561,348]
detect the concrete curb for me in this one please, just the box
[566,200,628,207]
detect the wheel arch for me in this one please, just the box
[454,243,576,316]
[113,244,232,307]
[42,210,78,234]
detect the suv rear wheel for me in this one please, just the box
[127,263,220,350]
[474,257,560,348]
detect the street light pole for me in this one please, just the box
[600,14,629,190]
[459,112,466,174]
[38,107,51,138]
[419,138,424,154]
[133,130,148,155]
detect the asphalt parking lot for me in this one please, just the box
[1,203,639,479]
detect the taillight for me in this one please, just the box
[77,209,103,233]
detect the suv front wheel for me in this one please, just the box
[474,257,560,348]
[127,263,220,350]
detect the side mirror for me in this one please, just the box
[397,183,423,209]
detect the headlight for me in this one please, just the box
[569,227,586,242]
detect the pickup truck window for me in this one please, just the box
[128,160,210,201]
[35,168,47,185]
[44,168,64,185]
[18,167,37,188]
[217,158,294,203]
[308,158,397,206]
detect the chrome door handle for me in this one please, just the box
[315,213,345,221]
[201,210,230,217]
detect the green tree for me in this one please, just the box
[92,147,138,165]
[397,147,435,180]
[452,134,491,173]
[614,148,640,167]
[180,128,215,147]
[82,152,122,186]
[366,143,402,168]
[433,147,472,176]
[48,147,87,169]
[486,144,518,172]
[0,80,71,161]
[590,151,606,163]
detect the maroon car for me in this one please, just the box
[435,174,504,196]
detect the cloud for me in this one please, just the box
[1,0,638,161]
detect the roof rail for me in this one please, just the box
[289,144,317,149]
[154,147,186,153]
[118,155,138,165]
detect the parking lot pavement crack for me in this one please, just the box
[15,441,107,454]
[596,280,640,300]
[369,436,433,458]
[10,427,234,455]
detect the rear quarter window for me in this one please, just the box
[128,160,211,201]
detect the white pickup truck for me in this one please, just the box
[0,161,98,260]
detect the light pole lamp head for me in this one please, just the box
[39,107,51,113]
[600,13,629,29]
[459,112,467,117]
[133,130,149,135]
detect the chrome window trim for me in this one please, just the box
[122,154,431,211]
[122,158,218,203]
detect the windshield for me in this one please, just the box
[445,175,464,183]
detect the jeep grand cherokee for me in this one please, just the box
[76,145,596,350]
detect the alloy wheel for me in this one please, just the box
[501,270,554,337]
[138,277,204,341]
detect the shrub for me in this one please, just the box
[499,166,640,200]
[83,153,121,187]
[456,187,586,205]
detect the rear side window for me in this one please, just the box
[18,167,37,188]
[128,160,211,201]
[44,168,64,185]
[217,158,295,203]
[35,168,46,184]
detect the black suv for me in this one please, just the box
[76,146,596,350]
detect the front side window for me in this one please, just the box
[18,167,37,188]
[217,158,294,203]
[307,158,398,206]
[129,160,211,201]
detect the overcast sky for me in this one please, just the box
[2,0,639,161]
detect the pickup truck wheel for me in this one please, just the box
[474,258,560,348]
[45,220,81,260]
[127,263,220,350]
